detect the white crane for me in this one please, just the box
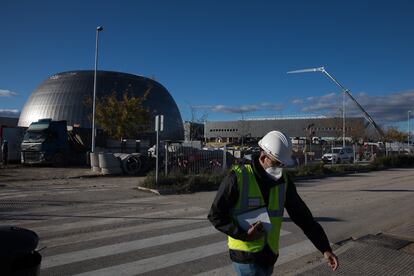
[288,66,384,138]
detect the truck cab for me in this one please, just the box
[21,119,70,165]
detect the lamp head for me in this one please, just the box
[287,66,325,74]
[97,26,103,31]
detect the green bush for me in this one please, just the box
[293,163,327,177]
[328,164,368,174]
[292,162,375,178]
[371,155,414,169]
[141,170,226,193]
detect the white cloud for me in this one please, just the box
[198,102,284,114]
[0,109,20,117]
[258,103,284,111]
[300,92,340,113]
[354,90,414,123]
[294,90,414,124]
[0,89,19,97]
[292,99,304,105]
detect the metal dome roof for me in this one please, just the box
[18,70,184,140]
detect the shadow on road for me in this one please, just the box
[2,214,342,223]
[0,199,165,206]
[283,216,343,222]
[298,189,414,193]
[359,189,414,192]
[296,174,373,187]
[0,213,207,221]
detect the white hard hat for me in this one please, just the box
[258,130,294,166]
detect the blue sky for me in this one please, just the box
[1,0,413,130]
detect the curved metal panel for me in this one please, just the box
[18,70,184,141]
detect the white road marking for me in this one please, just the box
[43,214,207,248]
[194,239,316,276]
[276,239,316,265]
[42,226,218,268]
[34,206,206,234]
[70,230,290,275]
[74,241,228,276]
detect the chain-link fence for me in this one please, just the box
[298,142,413,165]
[164,146,236,175]
[158,141,413,174]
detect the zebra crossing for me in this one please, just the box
[1,183,319,275]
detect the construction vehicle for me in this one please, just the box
[20,119,90,166]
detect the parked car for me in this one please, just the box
[322,147,354,164]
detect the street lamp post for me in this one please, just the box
[342,89,346,147]
[408,110,411,148]
[91,26,103,153]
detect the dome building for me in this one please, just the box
[18,71,184,141]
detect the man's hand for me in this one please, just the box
[323,251,339,271]
[246,221,265,241]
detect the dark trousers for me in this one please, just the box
[2,153,8,165]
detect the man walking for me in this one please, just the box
[1,140,8,166]
[208,130,338,275]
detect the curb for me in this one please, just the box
[136,186,161,195]
[1,174,104,183]
[136,170,374,195]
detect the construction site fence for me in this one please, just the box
[163,146,237,175]
[157,142,414,175]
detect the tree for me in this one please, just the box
[187,105,209,141]
[86,86,152,140]
[346,118,369,144]
[384,127,406,142]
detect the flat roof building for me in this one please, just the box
[0,117,19,128]
[204,116,367,143]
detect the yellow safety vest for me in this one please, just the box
[228,164,288,254]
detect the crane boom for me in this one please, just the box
[321,68,384,137]
[288,66,384,137]
[342,89,384,137]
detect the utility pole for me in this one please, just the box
[155,115,164,184]
[408,110,411,148]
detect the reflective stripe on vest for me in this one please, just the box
[228,164,288,254]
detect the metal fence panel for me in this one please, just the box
[165,146,234,175]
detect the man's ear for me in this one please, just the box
[259,152,267,163]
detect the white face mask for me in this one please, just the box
[265,167,283,181]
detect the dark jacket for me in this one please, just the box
[1,143,8,154]
[207,155,332,266]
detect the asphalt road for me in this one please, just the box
[1,167,413,275]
